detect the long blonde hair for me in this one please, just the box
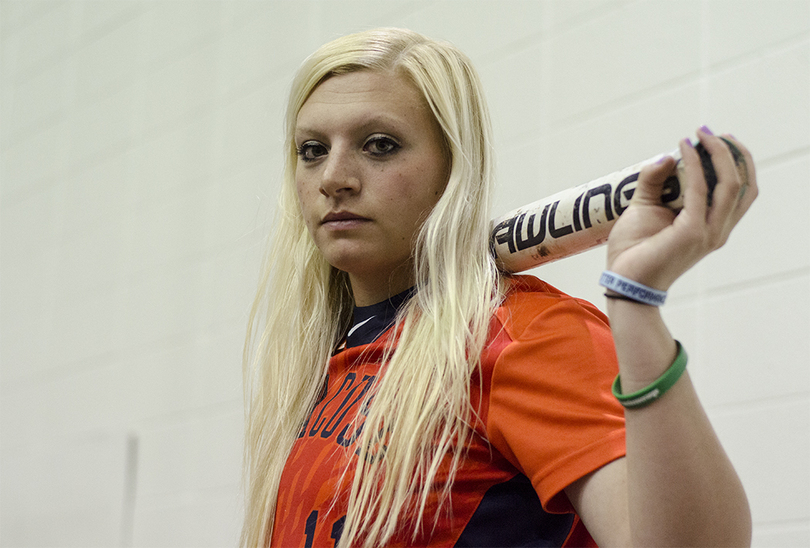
[242,28,503,547]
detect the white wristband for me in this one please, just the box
[599,271,667,306]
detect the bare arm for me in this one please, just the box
[565,128,756,547]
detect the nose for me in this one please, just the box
[319,147,361,198]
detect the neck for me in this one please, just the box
[349,265,414,306]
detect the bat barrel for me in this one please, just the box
[491,140,735,273]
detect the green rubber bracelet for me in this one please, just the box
[612,341,688,409]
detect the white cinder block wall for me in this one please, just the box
[1,1,807,546]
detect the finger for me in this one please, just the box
[678,137,709,222]
[720,133,759,212]
[632,156,677,205]
[696,127,742,229]
[698,129,761,251]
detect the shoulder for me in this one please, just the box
[483,274,618,402]
[481,276,625,512]
[495,274,610,342]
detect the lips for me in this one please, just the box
[321,211,370,228]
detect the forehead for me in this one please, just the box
[295,71,433,132]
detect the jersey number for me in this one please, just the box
[303,510,345,548]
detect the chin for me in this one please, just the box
[322,252,373,274]
[328,254,408,280]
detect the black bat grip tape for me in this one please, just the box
[695,137,745,206]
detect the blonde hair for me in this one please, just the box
[242,28,503,547]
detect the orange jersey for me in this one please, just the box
[272,275,626,547]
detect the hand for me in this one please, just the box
[606,127,757,291]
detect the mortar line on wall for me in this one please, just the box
[705,29,810,77]
[0,309,249,389]
[696,0,712,319]
[2,3,154,90]
[2,8,284,153]
[132,399,244,433]
[703,267,810,299]
[474,0,639,67]
[133,482,243,510]
[706,391,810,417]
[0,395,242,456]
[756,146,810,170]
[542,72,704,135]
[532,35,810,140]
[751,517,810,530]
[0,1,63,42]
[119,432,139,548]
[660,266,810,309]
[538,0,637,44]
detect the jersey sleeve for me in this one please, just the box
[487,282,627,514]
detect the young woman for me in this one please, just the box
[243,28,756,547]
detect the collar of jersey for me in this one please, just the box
[344,286,415,349]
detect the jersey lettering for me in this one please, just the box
[302,510,346,548]
[298,372,378,451]
[321,374,375,438]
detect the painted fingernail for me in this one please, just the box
[683,137,693,147]
[699,125,714,135]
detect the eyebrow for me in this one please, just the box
[294,112,413,140]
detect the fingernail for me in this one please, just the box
[683,137,693,148]
[699,125,714,136]
[656,155,669,165]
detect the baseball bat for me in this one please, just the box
[491,138,743,273]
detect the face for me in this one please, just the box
[294,70,449,305]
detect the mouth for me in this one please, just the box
[321,211,370,228]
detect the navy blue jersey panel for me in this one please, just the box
[454,474,574,547]
[345,287,414,348]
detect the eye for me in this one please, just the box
[364,135,400,157]
[297,141,327,162]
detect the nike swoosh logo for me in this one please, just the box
[347,316,375,338]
